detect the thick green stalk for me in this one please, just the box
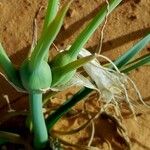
[29,93,48,149]
[46,87,92,131]
[67,0,122,59]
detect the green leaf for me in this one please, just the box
[67,0,122,59]
[0,43,23,88]
[42,0,60,34]
[51,55,95,86]
[113,34,150,69]
[122,54,150,73]
[30,1,72,69]
[41,0,60,61]
[52,55,95,76]
[125,53,149,65]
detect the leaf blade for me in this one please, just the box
[114,34,150,69]
[68,0,122,59]
[30,1,72,69]
[42,0,60,34]
[122,54,150,73]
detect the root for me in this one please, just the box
[54,136,99,150]
[104,139,112,150]
[29,6,43,57]
[88,119,95,147]
[52,43,60,52]
[3,95,15,112]
[52,112,98,135]
[100,111,132,150]
[96,0,110,54]
[127,76,150,108]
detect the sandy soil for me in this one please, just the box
[0,0,150,149]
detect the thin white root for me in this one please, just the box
[28,6,43,57]
[127,76,150,108]
[97,0,110,54]
[56,136,99,150]
[95,53,120,73]
[29,17,37,56]
[88,118,95,147]
[101,111,131,149]
[52,115,94,135]
[83,100,95,147]
[122,85,137,121]
[104,139,112,150]
[52,108,101,135]
[3,95,15,112]
[52,43,60,52]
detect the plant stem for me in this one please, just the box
[46,87,92,131]
[68,0,122,59]
[29,93,48,149]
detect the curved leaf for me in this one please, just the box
[114,34,150,69]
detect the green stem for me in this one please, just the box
[46,87,92,131]
[68,0,122,59]
[29,93,48,149]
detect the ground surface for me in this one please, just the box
[0,0,150,149]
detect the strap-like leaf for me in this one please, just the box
[52,55,95,75]
[113,34,150,69]
[0,43,22,88]
[42,0,60,61]
[67,0,122,59]
[51,55,95,87]
[30,1,72,69]
[122,54,150,73]
[42,0,60,34]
